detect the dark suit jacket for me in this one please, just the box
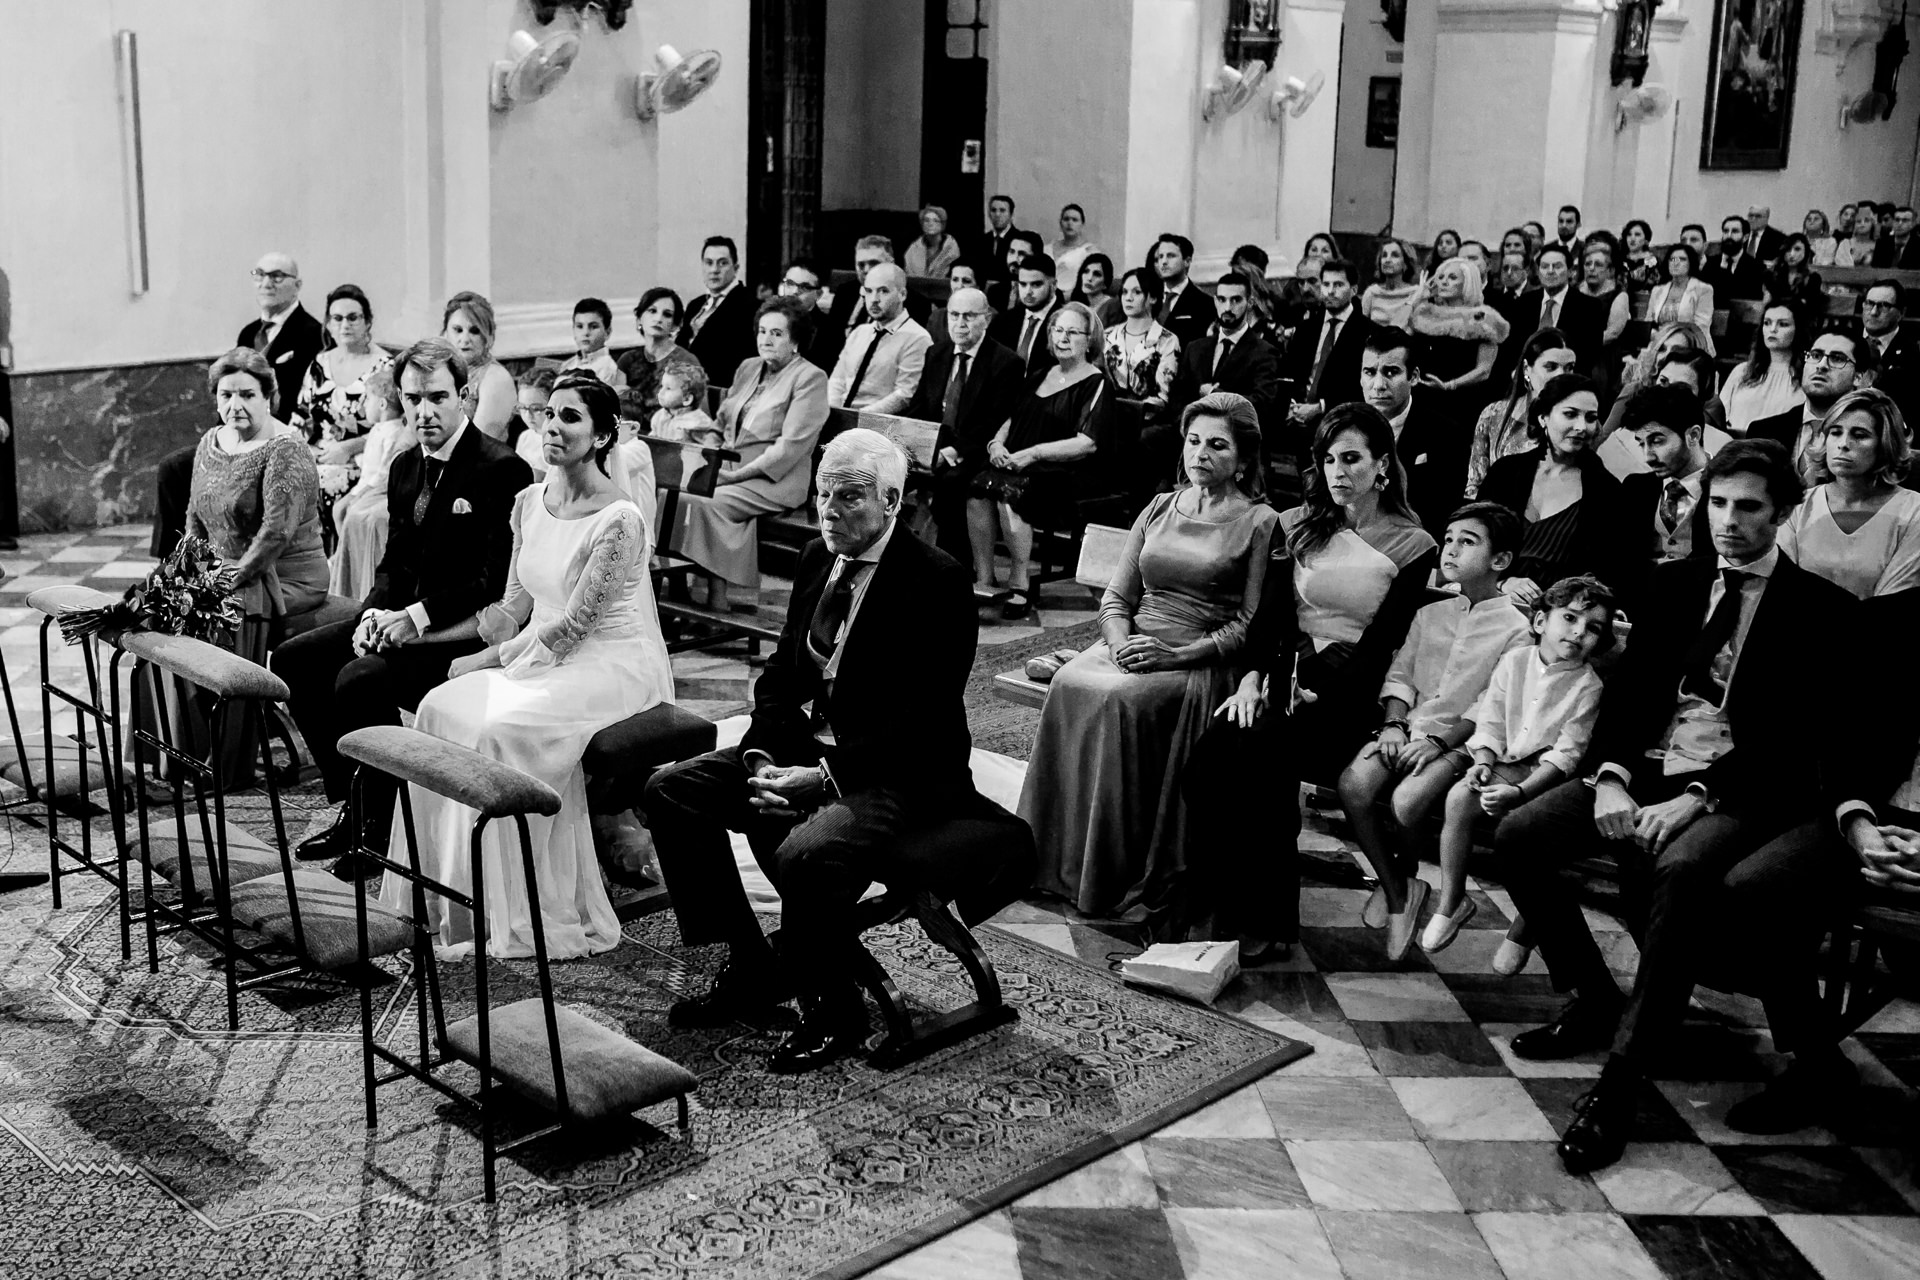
[1478,446,1632,599]
[1553,288,1610,372]
[1168,329,1282,430]
[1489,287,1545,388]
[1618,470,1713,605]
[1394,390,1471,536]
[1746,407,1810,456]
[743,530,978,798]
[1157,280,1216,351]
[1874,331,1919,428]
[237,305,325,423]
[1702,252,1768,302]
[987,298,1066,376]
[905,337,1025,466]
[1871,236,1920,269]
[1748,226,1787,266]
[678,286,759,388]
[1582,555,1860,823]
[369,423,532,623]
[1280,307,1373,410]
[977,225,1026,282]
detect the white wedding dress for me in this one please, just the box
[381,481,674,958]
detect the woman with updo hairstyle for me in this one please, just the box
[616,286,702,423]
[1477,372,1630,606]
[905,204,963,280]
[1179,403,1439,960]
[387,367,675,961]
[667,294,829,612]
[1620,219,1660,288]
[1024,392,1280,924]
[441,290,518,440]
[1466,326,1578,497]
[1777,387,1920,599]
[1361,238,1421,329]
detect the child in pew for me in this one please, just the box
[1337,502,1533,961]
[1422,573,1616,957]
[559,296,625,388]
[648,359,720,447]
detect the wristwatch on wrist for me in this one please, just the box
[1684,780,1718,813]
[1378,718,1410,737]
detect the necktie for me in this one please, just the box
[1659,479,1686,534]
[1309,317,1340,398]
[1680,569,1750,707]
[1212,337,1234,378]
[1018,312,1042,363]
[808,558,864,662]
[252,322,273,354]
[842,328,884,407]
[690,294,719,337]
[413,456,443,526]
[1540,293,1559,328]
[943,351,970,427]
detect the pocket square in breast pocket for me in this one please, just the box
[1414,453,1429,465]
[274,351,294,364]
[452,497,473,514]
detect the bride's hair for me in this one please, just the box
[552,370,620,474]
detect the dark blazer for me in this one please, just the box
[1168,328,1283,430]
[1619,470,1713,561]
[977,225,1027,282]
[1280,306,1374,410]
[237,305,325,423]
[1394,390,1472,536]
[678,286,759,388]
[1702,251,1768,302]
[906,337,1025,466]
[369,423,532,623]
[743,530,978,797]
[987,298,1066,376]
[1489,287,1546,388]
[1477,446,1631,598]
[1871,236,1920,269]
[1748,225,1787,265]
[1554,288,1611,372]
[1746,406,1809,455]
[1156,280,1216,351]
[1582,554,1860,822]
[1874,331,1919,428]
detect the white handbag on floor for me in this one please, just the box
[1120,941,1241,1004]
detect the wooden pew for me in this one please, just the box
[991,523,1131,709]
[642,436,785,653]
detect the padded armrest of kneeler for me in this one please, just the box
[338,725,561,817]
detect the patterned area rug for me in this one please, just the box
[0,848,1306,1279]
[962,621,1101,762]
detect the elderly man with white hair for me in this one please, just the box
[826,262,932,416]
[643,428,986,1074]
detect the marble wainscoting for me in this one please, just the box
[10,359,212,533]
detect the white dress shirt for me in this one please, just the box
[828,314,933,415]
[1381,594,1533,739]
[1465,645,1605,777]
[400,420,470,635]
[819,518,896,683]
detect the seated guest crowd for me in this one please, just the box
[136,192,1920,1139]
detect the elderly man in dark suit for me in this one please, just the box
[678,235,758,386]
[151,250,326,558]
[905,287,1025,565]
[1491,440,1860,1175]
[277,338,531,870]
[644,428,986,1073]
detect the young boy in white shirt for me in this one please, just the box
[560,297,625,388]
[1422,574,1615,956]
[1338,502,1533,960]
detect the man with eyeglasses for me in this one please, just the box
[151,250,324,557]
[777,258,836,368]
[1747,331,1877,471]
[1860,281,1916,426]
[904,286,1023,563]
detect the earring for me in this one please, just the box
[1375,474,1386,490]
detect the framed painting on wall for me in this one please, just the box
[1699,0,1805,168]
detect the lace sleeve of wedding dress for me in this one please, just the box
[478,486,536,647]
[531,503,644,662]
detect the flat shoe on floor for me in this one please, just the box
[1419,897,1476,953]
[1024,648,1082,682]
[1385,879,1429,963]
[1492,937,1534,975]
[1361,883,1388,929]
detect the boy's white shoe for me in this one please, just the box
[1419,898,1477,953]
[1492,937,1534,976]
[1385,880,1429,963]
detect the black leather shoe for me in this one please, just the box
[768,999,867,1074]
[0,872,49,893]
[1725,1054,1859,1135]
[328,852,387,883]
[1558,1071,1638,1173]
[295,809,353,862]
[1510,994,1624,1061]
[668,961,791,1030]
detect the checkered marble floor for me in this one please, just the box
[8,527,1914,1280]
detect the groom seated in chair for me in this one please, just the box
[642,428,981,1074]
[276,337,531,874]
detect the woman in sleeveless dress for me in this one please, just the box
[382,373,674,959]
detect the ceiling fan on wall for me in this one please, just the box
[633,44,723,121]
[1267,71,1326,120]
[490,27,582,111]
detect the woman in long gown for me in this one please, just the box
[382,372,674,959]
[1022,393,1277,923]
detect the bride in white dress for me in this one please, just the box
[381,372,674,958]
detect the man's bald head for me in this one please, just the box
[252,250,302,316]
[862,262,909,324]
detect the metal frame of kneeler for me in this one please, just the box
[23,587,136,948]
[339,725,698,1203]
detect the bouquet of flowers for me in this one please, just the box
[57,536,244,648]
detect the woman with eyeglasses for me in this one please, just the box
[616,287,702,423]
[968,302,1112,618]
[293,284,390,549]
